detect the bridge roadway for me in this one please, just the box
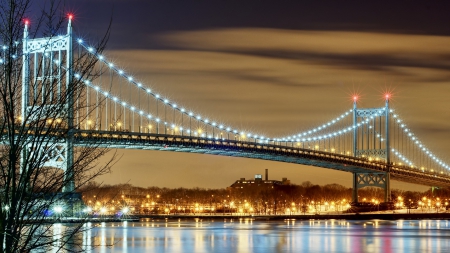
[74,130,450,188]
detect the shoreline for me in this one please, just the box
[136,213,450,221]
[32,212,450,224]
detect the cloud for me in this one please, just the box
[154,28,450,73]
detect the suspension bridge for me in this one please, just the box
[15,18,450,204]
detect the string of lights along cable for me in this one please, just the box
[76,38,450,175]
[11,15,450,191]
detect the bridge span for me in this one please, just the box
[14,18,450,204]
[75,130,450,188]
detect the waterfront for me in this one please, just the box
[73,219,450,253]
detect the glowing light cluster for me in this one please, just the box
[1,45,10,65]
[392,113,449,170]
[53,206,63,213]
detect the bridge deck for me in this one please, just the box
[74,130,450,188]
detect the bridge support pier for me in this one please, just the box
[352,172,390,203]
[352,173,358,203]
[22,18,75,193]
[384,172,391,203]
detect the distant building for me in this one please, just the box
[228,169,291,190]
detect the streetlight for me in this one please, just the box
[54,206,63,219]
[83,207,92,213]
[223,200,227,216]
[54,206,63,213]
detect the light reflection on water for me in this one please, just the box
[75,219,450,253]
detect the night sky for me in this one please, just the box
[67,1,450,191]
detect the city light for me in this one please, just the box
[54,206,63,213]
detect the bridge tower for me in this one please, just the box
[21,18,75,192]
[352,96,391,203]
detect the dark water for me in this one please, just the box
[82,219,450,253]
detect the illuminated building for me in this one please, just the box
[229,169,291,190]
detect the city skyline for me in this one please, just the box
[68,1,449,191]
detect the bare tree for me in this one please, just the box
[0,0,115,252]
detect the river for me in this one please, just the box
[68,219,450,252]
